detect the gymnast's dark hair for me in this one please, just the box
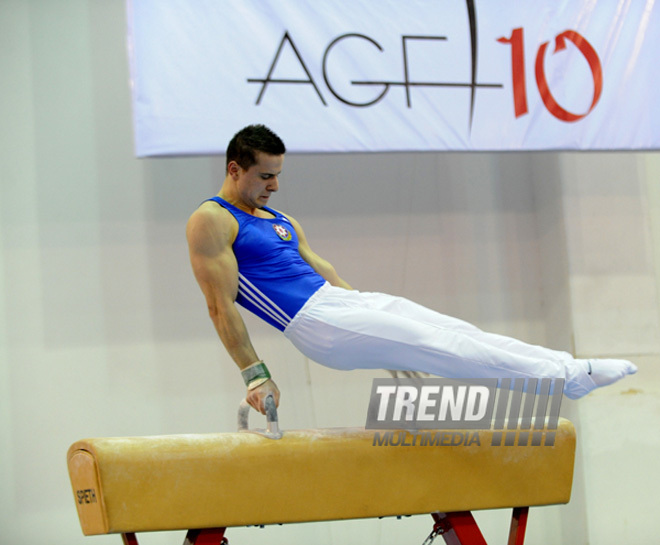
[226,124,286,172]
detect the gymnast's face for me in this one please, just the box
[232,151,283,210]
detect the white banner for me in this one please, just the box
[127,0,660,155]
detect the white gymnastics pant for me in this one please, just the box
[284,283,595,399]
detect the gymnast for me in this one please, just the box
[186,124,637,414]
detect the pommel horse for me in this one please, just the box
[67,396,576,545]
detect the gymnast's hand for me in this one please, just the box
[246,379,281,415]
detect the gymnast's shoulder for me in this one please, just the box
[186,201,238,252]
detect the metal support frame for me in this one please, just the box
[432,512,488,545]
[121,528,228,545]
[117,507,529,545]
[507,507,529,545]
[121,534,138,545]
[427,507,529,545]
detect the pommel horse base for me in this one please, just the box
[67,399,576,545]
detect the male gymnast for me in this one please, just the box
[186,124,637,414]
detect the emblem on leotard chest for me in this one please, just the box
[272,224,292,241]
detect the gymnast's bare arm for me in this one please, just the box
[186,202,280,414]
[284,213,353,290]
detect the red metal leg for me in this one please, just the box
[507,507,529,545]
[432,512,489,545]
[183,528,228,545]
[122,533,139,545]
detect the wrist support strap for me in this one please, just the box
[241,361,271,390]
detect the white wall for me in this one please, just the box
[1,2,658,544]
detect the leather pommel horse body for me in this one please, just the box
[67,402,576,545]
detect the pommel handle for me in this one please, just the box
[237,394,282,439]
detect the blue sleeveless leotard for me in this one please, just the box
[207,197,326,331]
